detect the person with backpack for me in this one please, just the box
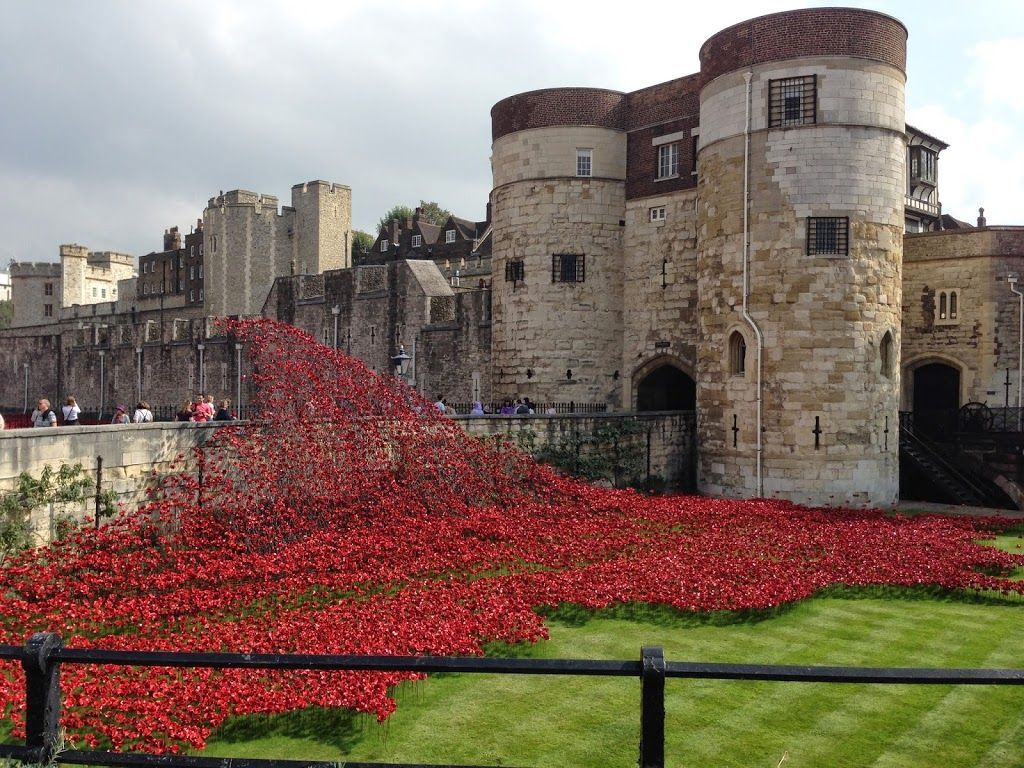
[133,401,154,423]
[31,398,57,427]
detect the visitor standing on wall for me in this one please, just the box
[31,399,57,428]
[62,396,81,426]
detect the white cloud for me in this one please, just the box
[968,38,1024,114]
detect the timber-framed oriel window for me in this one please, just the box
[806,216,849,257]
[552,253,585,283]
[769,75,817,128]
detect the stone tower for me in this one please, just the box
[489,88,627,403]
[291,180,352,275]
[59,244,90,307]
[694,8,907,506]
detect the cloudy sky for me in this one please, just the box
[1,0,1021,264]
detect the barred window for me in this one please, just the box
[806,217,849,256]
[552,253,585,283]
[769,75,816,128]
[657,143,678,179]
[576,148,592,178]
[505,259,525,283]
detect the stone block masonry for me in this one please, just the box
[1,413,692,546]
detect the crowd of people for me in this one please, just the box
[6,394,238,429]
[434,396,551,416]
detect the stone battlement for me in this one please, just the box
[10,261,61,277]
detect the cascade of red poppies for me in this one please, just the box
[1,318,1022,753]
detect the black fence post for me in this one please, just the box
[640,645,665,768]
[94,455,103,529]
[22,632,63,765]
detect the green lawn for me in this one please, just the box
[201,595,1024,767]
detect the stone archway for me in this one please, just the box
[636,364,696,412]
[912,362,961,439]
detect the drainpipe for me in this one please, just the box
[741,71,764,497]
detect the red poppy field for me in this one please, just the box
[1,319,1022,754]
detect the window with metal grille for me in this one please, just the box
[552,253,585,283]
[806,217,848,256]
[769,75,816,128]
[505,259,525,283]
[657,143,678,179]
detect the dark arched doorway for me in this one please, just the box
[912,362,960,439]
[636,365,696,411]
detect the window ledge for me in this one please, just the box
[654,174,680,182]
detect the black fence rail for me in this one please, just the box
[901,406,1024,440]
[447,402,608,416]
[2,633,1024,768]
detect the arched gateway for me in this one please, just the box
[636,365,696,412]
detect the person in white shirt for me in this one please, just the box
[62,395,81,426]
[133,401,154,423]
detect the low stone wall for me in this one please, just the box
[457,411,696,490]
[1,411,695,544]
[0,422,222,543]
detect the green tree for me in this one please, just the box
[376,205,415,234]
[351,230,374,264]
[0,299,12,329]
[375,201,452,234]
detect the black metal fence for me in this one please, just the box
[2,632,1024,768]
[447,402,609,416]
[901,406,1024,441]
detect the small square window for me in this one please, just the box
[44,282,53,296]
[552,253,585,283]
[656,144,678,179]
[505,259,525,283]
[769,75,816,128]
[412,234,422,248]
[650,206,666,222]
[576,148,592,177]
[806,217,848,256]
[44,304,53,317]
[445,229,456,244]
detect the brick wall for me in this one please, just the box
[698,8,906,82]
[491,88,627,141]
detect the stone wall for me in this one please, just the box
[1,412,693,545]
[0,422,223,545]
[458,411,696,490]
[903,227,1024,407]
[621,189,699,408]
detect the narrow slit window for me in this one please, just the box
[729,331,746,376]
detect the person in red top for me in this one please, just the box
[193,393,215,422]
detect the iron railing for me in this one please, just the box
[2,633,1024,768]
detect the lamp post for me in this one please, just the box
[135,346,143,403]
[197,343,206,394]
[22,362,29,413]
[234,343,243,417]
[98,350,106,419]
[1008,275,1023,430]
[332,305,340,349]
[392,345,412,385]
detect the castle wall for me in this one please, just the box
[490,118,626,406]
[621,189,699,408]
[695,38,906,507]
[291,181,352,275]
[902,227,1024,408]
